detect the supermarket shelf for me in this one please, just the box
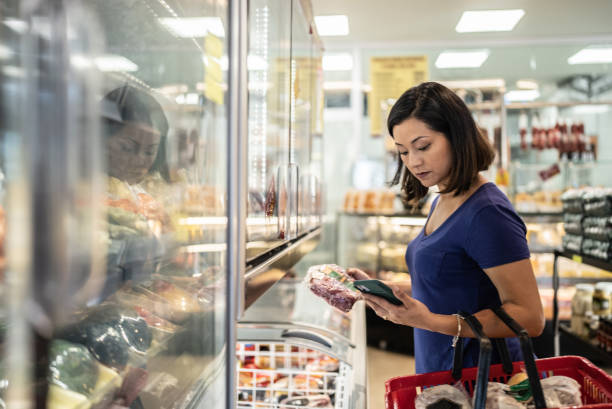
[537,276,608,286]
[506,100,612,110]
[519,212,563,221]
[554,250,612,273]
[559,324,612,367]
[337,210,423,218]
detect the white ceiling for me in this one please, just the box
[311,0,612,88]
[311,0,612,46]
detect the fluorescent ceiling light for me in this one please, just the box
[505,90,540,102]
[3,18,27,34]
[456,9,525,32]
[440,78,505,89]
[568,46,612,64]
[314,15,349,36]
[0,45,12,60]
[159,17,225,38]
[322,54,353,71]
[94,55,138,72]
[435,50,489,68]
[516,79,538,90]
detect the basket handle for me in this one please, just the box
[492,307,546,409]
[455,311,492,409]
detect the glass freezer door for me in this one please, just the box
[246,0,293,261]
[1,0,232,407]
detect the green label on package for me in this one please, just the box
[328,269,357,292]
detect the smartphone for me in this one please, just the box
[353,280,403,305]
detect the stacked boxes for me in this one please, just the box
[562,188,612,260]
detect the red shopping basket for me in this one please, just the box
[385,307,612,409]
[385,355,612,409]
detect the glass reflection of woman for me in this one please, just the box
[101,85,170,186]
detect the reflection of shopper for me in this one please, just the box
[349,82,544,374]
[101,85,169,185]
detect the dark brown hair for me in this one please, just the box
[387,82,494,205]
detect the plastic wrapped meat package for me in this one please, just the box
[305,264,362,313]
[415,384,472,409]
[539,376,582,407]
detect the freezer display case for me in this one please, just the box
[237,279,367,409]
[0,0,232,408]
[336,212,425,280]
[0,0,324,407]
[246,0,324,262]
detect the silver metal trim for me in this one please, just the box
[227,0,248,406]
[245,226,321,280]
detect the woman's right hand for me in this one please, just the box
[346,267,371,281]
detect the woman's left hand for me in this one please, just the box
[362,285,432,328]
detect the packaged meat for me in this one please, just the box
[48,340,99,396]
[279,394,333,408]
[305,264,362,313]
[414,384,472,409]
[540,376,582,407]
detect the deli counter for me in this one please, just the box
[0,0,328,408]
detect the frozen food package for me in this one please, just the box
[414,384,472,409]
[540,376,582,407]
[279,394,333,408]
[561,189,585,214]
[305,264,362,313]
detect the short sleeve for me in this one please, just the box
[465,204,530,269]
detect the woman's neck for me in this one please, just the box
[438,175,487,203]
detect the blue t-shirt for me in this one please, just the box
[406,182,530,374]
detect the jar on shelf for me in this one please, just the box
[571,283,594,336]
[592,282,612,317]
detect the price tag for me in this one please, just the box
[572,254,583,264]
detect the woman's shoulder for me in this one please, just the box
[469,182,514,211]
[466,183,525,228]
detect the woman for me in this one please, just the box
[102,84,170,186]
[350,82,544,374]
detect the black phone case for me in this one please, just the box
[353,280,403,305]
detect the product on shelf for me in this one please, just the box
[380,246,409,273]
[592,282,612,317]
[305,264,361,313]
[571,284,594,337]
[583,217,612,241]
[279,394,333,408]
[563,213,584,236]
[514,191,562,213]
[342,189,396,214]
[583,189,612,217]
[562,234,583,253]
[48,340,99,396]
[582,238,612,260]
[561,189,586,214]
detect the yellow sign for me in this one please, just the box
[369,56,428,136]
[204,34,223,59]
[204,33,224,105]
[572,254,583,264]
[204,76,224,106]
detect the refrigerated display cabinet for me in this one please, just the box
[237,278,367,409]
[0,0,324,408]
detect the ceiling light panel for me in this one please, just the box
[435,50,489,69]
[314,15,349,36]
[456,9,525,33]
[568,46,612,64]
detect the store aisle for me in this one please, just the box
[367,347,415,409]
